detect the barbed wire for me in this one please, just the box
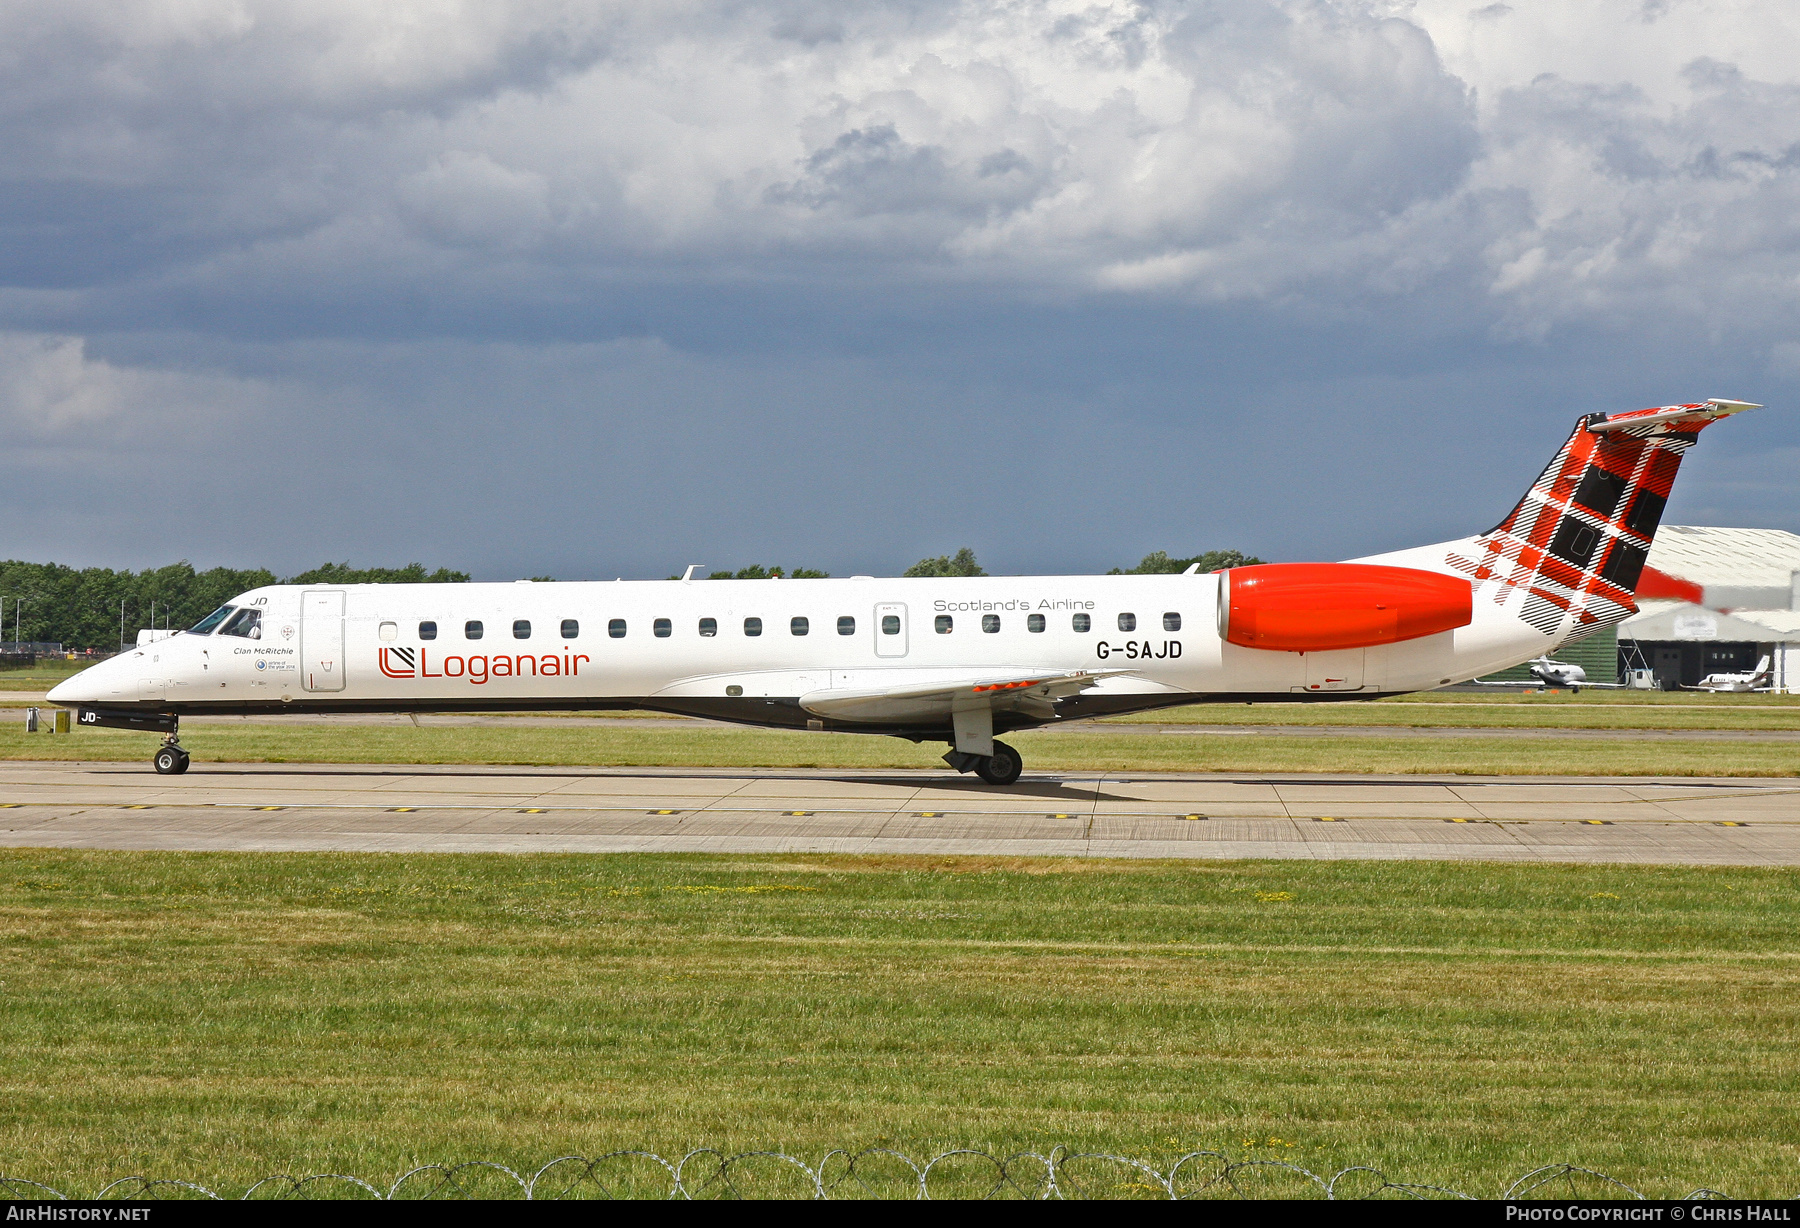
[1,1151,1788,1200]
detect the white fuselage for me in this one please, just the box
[51,552,1557,735]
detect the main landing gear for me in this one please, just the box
[943,740,1023,786]
[153,727,190,775]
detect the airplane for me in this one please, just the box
[1686,655,1773,693]
[49,398,1765,782]
[1472,656,1626,692]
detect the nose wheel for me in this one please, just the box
[153,737,190,775]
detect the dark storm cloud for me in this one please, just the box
[0,0,1794,576]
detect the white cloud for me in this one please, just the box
[2,0,1800,336]
[0,333,267,442]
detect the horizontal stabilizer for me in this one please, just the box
[1587,399,1762,433]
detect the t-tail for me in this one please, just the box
[1442,399,1762,645]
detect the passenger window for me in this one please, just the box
[1163,612,1182,632]
[935,615,953,634]
[465,620,484,640]
[699,617,717,637]
[791,616,809,636]
[837,616,855,636]
[744,617,762,637]
[419,620,438,641]
[220,609,263,639]
[1118,612,1136,632]
[726,684,743,696]
[982,614,1000,633]
[379,621,397,642]
[608,619,626,638]
[1027,613,1045,633]
[1072,613,1091,632]
[654,618,672,638]
[513,620,531,640]
[881,615,900,635]
[560,619,579,639]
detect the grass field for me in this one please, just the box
[4,719,1798,778]
[0,660,86,692]
[1121,691,1800,730]
[1,851,1796,1198]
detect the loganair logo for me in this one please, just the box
[378,646,590,685]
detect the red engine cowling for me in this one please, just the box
[1217,563,1473,652]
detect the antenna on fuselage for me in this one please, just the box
[681,565,705,582]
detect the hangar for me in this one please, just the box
[1620,526,1800,692]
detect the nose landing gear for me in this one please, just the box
[153,727,190,775]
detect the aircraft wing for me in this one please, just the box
[799,669,1134,724]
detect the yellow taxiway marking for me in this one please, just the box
[1717,821,1748,827]
[252,806,282,811]
[1316,816,1341,822]
[1181,814,1207,821]
[388,807,416,813]
[784,811,813,816]
[916,811,944,817]
[519,808,547,814]
[649,809,681,815]
[1582,820,1612,825]
[1048,813,1080,819]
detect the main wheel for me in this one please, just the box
[172,749,191,775]
[976,741,1023,786]
[153,746,183,775]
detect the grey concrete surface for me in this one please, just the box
[1,760,1797,864]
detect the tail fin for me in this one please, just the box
[1451,399,1761,642]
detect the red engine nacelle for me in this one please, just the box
[1217,563,1473,652]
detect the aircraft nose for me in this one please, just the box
[48,662,104,705]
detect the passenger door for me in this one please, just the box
[874,603,908,658]
[301,590,346,692]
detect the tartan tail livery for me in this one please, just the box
[1444,399,1761,645]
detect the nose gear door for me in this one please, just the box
[302,590,347,692]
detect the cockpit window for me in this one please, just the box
[219,608,263,639]
[189,605,235,635]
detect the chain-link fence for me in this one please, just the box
[0,1152,1781,1200]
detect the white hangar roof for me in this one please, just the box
[1647,526,1800,608]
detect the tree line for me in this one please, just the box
[0,561,468,650]
[0,548,1261,650]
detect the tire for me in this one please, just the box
[154,746,182,775]
[976,741,1023,786]
[172,750,191,775]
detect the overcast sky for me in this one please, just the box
[1,0,1795,580]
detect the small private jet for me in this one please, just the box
[1473,656,1625,692]
[1688,656,1774,693]
[49,399,1765,780]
